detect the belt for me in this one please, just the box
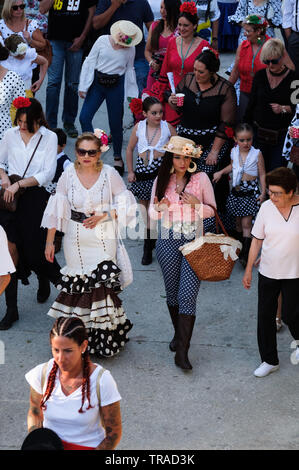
[71,209,88,223]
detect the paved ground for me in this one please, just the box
[1,52,299,451]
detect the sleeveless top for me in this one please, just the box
[238,36,269,93]
[231,145,260,187]
[136,119,171,165]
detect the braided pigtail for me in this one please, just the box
[40,361,59,410]
[79,351,94,413]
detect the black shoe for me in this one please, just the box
[175,314,195,370]
[37,276,51,303]
[239,237,251,268]
[0,308,19,330]
[141,238,152,265]
[63,123,78,138]
[167,304,179,352]
[0,273,19,330]
[114,157,124,176]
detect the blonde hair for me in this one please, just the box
[260,38,285,63]
[2,0,25,22]
[74,133,103,172]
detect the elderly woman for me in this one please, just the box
[0,97,60,330]
[244,38,297,172]
[42,131,136,358]
[25,317,122,450]
[149,136,216,370]
[243,167,299,377]
[0,0,46,51]
[169,48,237,229]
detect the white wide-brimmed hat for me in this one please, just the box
[163,136,203,158]
[110,20,143,48]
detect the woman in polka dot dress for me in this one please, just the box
[126,97,176,265]
[149,136,216,370]
[42,131,136,358]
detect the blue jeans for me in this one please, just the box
[134,58,149,97]
[46,40,83,128]
[79,74,125,158]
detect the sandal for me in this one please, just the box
[114,157,124,176]
[276,317,283,332]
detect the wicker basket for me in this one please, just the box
[180,207,242,282]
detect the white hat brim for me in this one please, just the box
[110,21,143,48]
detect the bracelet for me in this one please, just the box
[46,242,54,246]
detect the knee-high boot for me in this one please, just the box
[141,229,153,265]
[239,237,251,268]
[174,314,196,370]
[0,273,19,330]
[167,304,179,352]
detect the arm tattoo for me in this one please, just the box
[96,402,122,450]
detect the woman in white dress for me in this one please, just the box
[42,131,136,358]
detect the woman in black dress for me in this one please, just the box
[244,38,297,172]
[168,48,237,230]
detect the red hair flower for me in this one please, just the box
[225,126,234,139]
[180,1,198,16]
[12,97,31,109]
[128,97,143,116]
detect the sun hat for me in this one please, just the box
[163,136,203,158]
[110,20,143,48]
[21,428,64,450]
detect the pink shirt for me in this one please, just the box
[149,172,216,226]
[251,200,299,279]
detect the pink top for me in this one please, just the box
[149,172,216,226]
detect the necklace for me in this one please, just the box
[144,123,160,166]
[268,66,287,76]
[180,37,194,75]
[175,177,187,195]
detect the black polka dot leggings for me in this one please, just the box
[156,229,201,316]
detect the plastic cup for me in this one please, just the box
[176,93,185,107]
[290,126,299,139]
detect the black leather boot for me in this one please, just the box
[167,304,179,352]
[175,314,196,370]
[37,275,51,303]
[239,237,251,268]
[141,230,153,265]
[0,273,19,330]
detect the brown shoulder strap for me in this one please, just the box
[96,367,106,427]
[41,361,49,392]
[22,135,42,178]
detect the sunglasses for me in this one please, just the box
[77,148,99,157]
[263,57,281,65]
[12,4,25,10]
[195,91,202,106]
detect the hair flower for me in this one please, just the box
[94,128,109,149]
[225,126,234,139]
[12,97,31,109]
[180,1,198,16]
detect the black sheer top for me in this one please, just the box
[176,73,237,143]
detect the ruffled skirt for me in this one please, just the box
[47,219,133,357]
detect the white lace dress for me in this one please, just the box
[41,163,137,357]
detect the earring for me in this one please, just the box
[187,161,196,173]
[170,166,174,174]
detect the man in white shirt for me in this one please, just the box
[283,0,299,74]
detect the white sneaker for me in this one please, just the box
[296,347,299,362]
[254,362,279,378]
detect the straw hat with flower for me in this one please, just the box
[110,20,143,48]
[163,136,202,158]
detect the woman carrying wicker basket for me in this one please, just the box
[149,136,216,370]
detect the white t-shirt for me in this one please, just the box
[1,47,37,89]
[251,199,299,279]
[25,358,121,448]
[0,225,15,275]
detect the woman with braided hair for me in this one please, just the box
[25,316,122,450]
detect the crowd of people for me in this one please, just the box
[0,0,298,451]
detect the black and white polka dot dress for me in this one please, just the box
[43,164,135,358]
[0,71,26,140]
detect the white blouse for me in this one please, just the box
[231,145,260,187]
[79,35,138,100]
[136,119,171,165]
[25,358,121,448]
[0,225,15,275]
[41,163,137,233]
[1,47,37,89]
[0,126,57,187]
[251,200,299,279]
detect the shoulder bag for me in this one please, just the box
[0,135,42,212]
[290,145,299,166]
[26,19,53,66]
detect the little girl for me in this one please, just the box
[213,123,266,267]
[126,96,176,265]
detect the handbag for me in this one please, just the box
[290,145,299,166]
[180,206,242,282]
[256,124,279,146]
[95,70,120,88]
[0,135,42,212]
